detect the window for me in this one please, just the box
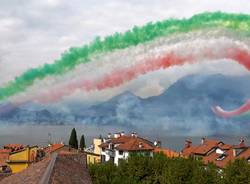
[109,143,114,150]
[101,155,106,162]
[119,150,123,155]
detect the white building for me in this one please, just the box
[99,132,156,165]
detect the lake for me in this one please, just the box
[0,124,248,151]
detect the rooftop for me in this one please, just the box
[0,147,92,184]
[182,137,250,168]
[99,134,155,151]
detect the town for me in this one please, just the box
[0,129,249,183]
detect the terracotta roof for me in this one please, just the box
[195,139,221,155]
[237,147,250,159]
[182,139,222,156]
[219,144,232,150]
[203,149,235,168]
[116,138,155,151]
[154,148,179,158]
[0,149,11,154]
[99,135,155,151]
[3,144,25,153]
[181,145,198,157]
[4,144,24,150]
[44,143,65,154]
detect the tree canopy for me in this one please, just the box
[80,134,86,150]
[89,153,250,184]
[69,128,78,149]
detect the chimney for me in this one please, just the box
[239,137,245,148]
[114,133,121,138]
[201,137,205,145]
[131,132,137,137]
[154,141,157,146]
[139,142,143,148]
[233,148,236,157]
[185,139,192,148]
[154,140,161,148]
[107,133,112,138]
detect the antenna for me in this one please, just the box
[48,132,52,145]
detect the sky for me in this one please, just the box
[1,0,250,86]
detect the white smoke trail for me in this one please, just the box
[9,29,250,104]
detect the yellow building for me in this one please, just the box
[86,152,101,164]
[7,146,38,173]
[86,138,102,165]
[93,138,102,155]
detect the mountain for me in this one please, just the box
[0,74,250,135]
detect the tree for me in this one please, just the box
[223,159,250,184]
[80,134,86,150]
[69,128,78,149]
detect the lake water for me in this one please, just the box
[0,124,248,151]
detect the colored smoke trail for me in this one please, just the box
[1,12,250,101]
[21,45,250,104]
[213,100,250,118]
[2,35,248,105]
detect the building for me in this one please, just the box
[86,152,101,165]
[99,132,156,165]
[181,137,250,168]
[86,138,102,164]
[6,145,38,173]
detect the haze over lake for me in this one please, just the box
[0,124,248,151]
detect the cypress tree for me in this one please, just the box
[80,134,86,150]
[69,128,78,149]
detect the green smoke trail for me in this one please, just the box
[1,11,250,101]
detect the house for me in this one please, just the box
[86,138,102,165]
[6,145,38,173]
[181,137,250,168]
[99,132,156,165]
[0,144,26,173]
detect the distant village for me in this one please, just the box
[0,130,250,183]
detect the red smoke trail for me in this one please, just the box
[33,47,250,104]
[227,48,250,70]
[93,53,192,91]
[211,48,250,118]
[33,53,192,103]
[212,100,250,118]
